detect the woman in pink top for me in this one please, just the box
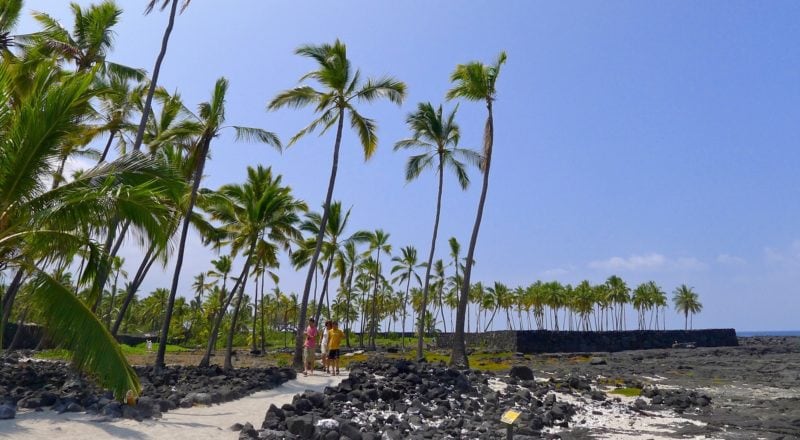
[303,318,318,376]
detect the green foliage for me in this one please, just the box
[610,387,642,397]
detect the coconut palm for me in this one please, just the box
[649,281,667,330]
[29,1,143,78]
[448,51,507,368]
[294,202,369,323]
[154,77,281,370]
[198,166,304,369]
[268,39,406,367]
[673,284,702,330]
[606,275,630,330]
[0,0,22,57]
[0,63,184,398]
[390,246,422,349]
[132,0,192,152]
[394,102,477,359]
[365,229,391,348]
[334,240,361,347]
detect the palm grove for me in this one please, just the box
[0,0,704,397]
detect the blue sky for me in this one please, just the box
[20,1,800,331]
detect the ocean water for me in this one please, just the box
[737,330,800,337]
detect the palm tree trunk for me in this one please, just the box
[251,271,259,353]
[155,137,209,370]
[224,254,254,370]
[98,129,118,162]
[293,110,344,368]
[111,245,156,336]
[1,268,25,344]
[132,0,179,152]
[417,158,445,361]
[199,260,249,367]
[259,272,266,353]
[314,252,335,323]
[401,270,411,349]
[451,101,494,368]
[484,306,498,332]
[344,265,354,348]
[369,252,382,349]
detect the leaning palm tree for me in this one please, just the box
[394,102,478,360]
[268,39,406,366]
[0,63,184,398]
[154,77,281,370]
[131,0,192,152]
[672,284,702,330]
[448,51,507,368]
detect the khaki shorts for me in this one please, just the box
[303,347,316,365]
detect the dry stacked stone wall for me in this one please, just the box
[436,329,739,353]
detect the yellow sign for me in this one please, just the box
[500,409,521,425]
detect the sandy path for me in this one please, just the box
[0,372,344,440]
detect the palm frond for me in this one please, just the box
[348,108,377,159]
[233,126,282,151]
[27,267,140,400]
[267,86,321,111]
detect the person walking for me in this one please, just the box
[303,318,318,376]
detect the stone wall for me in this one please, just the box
[436,329,739,353]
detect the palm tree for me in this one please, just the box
[268,39,406,367]
[673,284,702,330]
[390,246,422,349]
[649,281,667,330]
[29,1,143,78]
[394,102,477,360]
[0,63,184,398]
[104,256,127,327]
[0,0,22,57]
[200,166,303,369]
[448,51,507,368]
[154,77,281,370]
[365,229,391,349]
[606,275,630,330]
[132,0,192,152]
[335,240,361,348]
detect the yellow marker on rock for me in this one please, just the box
[501,409,521,424]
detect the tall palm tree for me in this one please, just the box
[394,102,477,360]
[365,229,391,349]
[448,51,507,368]
[390,246,422,349]
[334,240,360,348]
[606,275,630,330]
[649,281,667,330]
[268,39,406,367]
[0,63,184,398]
[155,77,281,370]
[132,0,192,152]
[29,1,143,78]
[199,166,304,369]
[673,284,702,330]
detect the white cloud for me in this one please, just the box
[588,253,706,272]
[764,240,800,268]
[716,253,747,266]
[541,267,570,278]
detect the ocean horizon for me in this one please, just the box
[737,330,800,337]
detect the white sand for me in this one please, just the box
[0,372,344,440]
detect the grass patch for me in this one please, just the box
[120,343,188,355]
[610,387,642,397]
[34,349,70,360]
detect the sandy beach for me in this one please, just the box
[0,373,343,440]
